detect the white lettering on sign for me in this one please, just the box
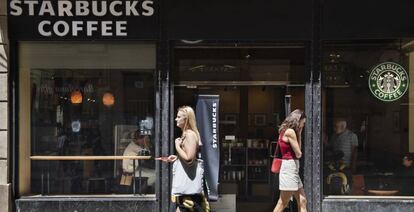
[142,1,154,16]
[116,21,127,36]
[212,102,218,149]
[126,1,139,16]
[101,21,112,36]
[53,21,70,37]
[109,1,123,17]
[38,1,55,16]
[86,21,98,36]
[26,1,39,16]
[72,21,83,36]
[37,20,127,37]
[91,1,107,16]
[76,1,89,16]
[10,0,23,16]
[58,1,73,16]
[9,0,155,37]
[38,20,51,36]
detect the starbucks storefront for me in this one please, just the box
[2,0,414,212]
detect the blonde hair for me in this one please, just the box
[178,106,201,144]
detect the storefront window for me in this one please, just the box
[18,42,156,195]
[322,39,414,197]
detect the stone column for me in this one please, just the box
[0,0,10,211]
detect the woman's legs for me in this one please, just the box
[293,187,307,212]
[273,191,293,212]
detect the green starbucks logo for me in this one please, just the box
[369,62,409,102]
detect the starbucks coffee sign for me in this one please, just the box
[368,62,409,102]
[8,0,158,39]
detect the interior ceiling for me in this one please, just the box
[174,48,305,65]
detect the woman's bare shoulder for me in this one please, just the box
[284,128,296,137]
[184,130,196,137]
[183,130,198,142]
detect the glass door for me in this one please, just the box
[173,44,306,212]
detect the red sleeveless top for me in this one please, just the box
[278,130,297,159]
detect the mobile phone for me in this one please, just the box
[155,156,169,161]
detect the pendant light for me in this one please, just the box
[102,91,115,107]
[70,90,83,104]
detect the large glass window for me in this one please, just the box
[322,39,414,197]
[18,42,156,195]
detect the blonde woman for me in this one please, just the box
[161,106,207,212]
[274,109,307,212]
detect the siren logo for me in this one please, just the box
[368,62,409,102]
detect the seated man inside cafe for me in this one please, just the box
[122,130,155,192]
[395,153,414,195]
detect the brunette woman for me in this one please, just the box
[273,109,307,212]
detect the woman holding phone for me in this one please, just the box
[273,109,307,212]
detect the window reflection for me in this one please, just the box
[19,43,156,195]
[322,39,414,197]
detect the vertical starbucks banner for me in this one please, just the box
[196,95,220,201]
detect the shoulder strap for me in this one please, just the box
[273,141,280,158]
[273,131,284,158]
[278,130,286,140]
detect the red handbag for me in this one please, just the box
[271,141,282,173]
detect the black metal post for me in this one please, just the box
[41,167,44,195]
[138,160,142,194]
[159,0,172,210]
[133,159,136,195]
[47,161,50,194]
[304,0,323,211]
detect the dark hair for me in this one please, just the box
[278,109,306,134]
[334,118,347,124]
[134,130,146,139]
[403,153,414,161]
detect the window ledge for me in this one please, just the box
[18,194,157,201]
[324,195,414,200]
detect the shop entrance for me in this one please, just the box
[173,45,306,212]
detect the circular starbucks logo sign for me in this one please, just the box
[369,62,409,102]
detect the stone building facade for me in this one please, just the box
[0,0,10,211]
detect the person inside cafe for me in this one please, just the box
[330,118,358,173]
[395,153,414,195]
[121,130,154,191]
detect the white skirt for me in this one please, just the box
[279,159,303,191]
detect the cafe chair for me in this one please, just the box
[327,172,350,195]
